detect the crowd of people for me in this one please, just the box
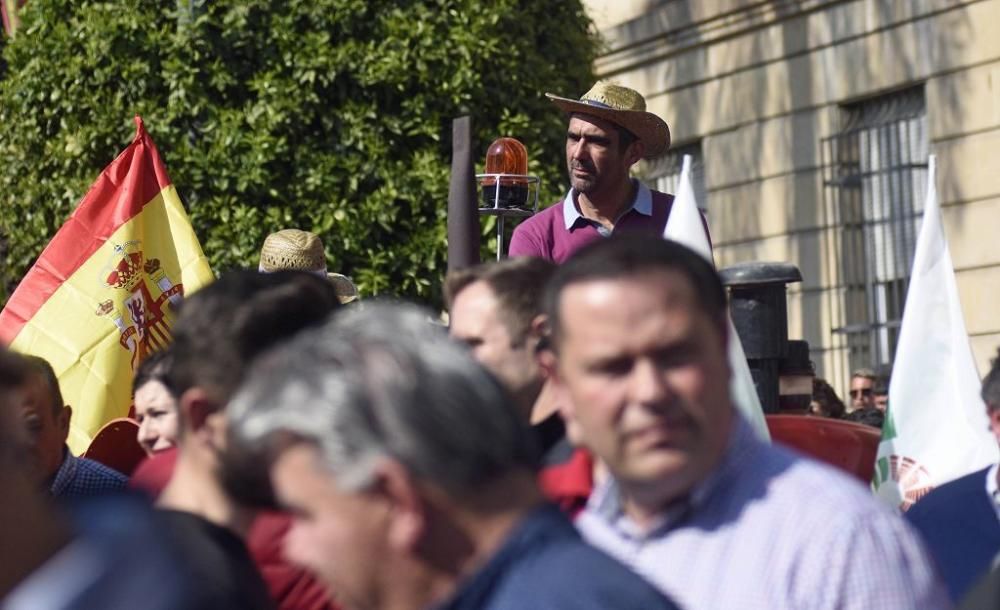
[1,81,998,609]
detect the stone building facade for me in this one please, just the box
[582,0,1000,393]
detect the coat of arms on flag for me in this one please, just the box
[96,242,186,370]
[0,117,214,453]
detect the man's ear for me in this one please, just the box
[179,387,221,439]
[625,139,646,168]
[524,314,548,356]
[537,346,559,382]
[537,351,585,447]
[57,405,72,440]
[529,314,547,341]
[373,459,425,554]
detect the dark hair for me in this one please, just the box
[846,407,884,429]
[132,347,173,396]
[543,237,727,349]
[21,355,64,415]
[0,349,29,393]
[444,257,556,346]
[0,350,31,463]
[811,377,846,419]
[983,347,1000,411]
[615,125,638,151]
[167,270,341,406]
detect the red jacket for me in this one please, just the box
[538,447,594,518]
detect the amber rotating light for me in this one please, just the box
[476,137,540,260]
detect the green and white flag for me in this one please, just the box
[873,155,998,510]
[663,155,770,441]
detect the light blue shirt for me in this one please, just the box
[577,416,951,610]
[562,179,653,236]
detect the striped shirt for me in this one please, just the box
[577,416,951,610]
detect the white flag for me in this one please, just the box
[663,155,770,440]
[873,155,998,510]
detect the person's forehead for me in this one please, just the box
[18,374,54,412]
[272,443,330,503]
[567,113,619,138]
[450,281,503,330]
[557,270,702,337]
[135,379,174,407]
[851,376,874,386]
[561,269,696,308]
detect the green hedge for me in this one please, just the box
[0,0,596,306]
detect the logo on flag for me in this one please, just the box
[96,242,185,370]
[873,455,933,510]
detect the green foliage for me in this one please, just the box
[0,0,596,306]
[0,27,6,78]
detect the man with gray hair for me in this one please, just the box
[228,302,679,610]
[848,368,877,412]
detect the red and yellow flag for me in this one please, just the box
[0,117,214,453]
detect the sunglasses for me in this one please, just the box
[849,388,873,398]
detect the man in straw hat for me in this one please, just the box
[259,228,359,304]
[510,81,694,263]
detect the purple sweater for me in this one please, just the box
[509,183,678,263]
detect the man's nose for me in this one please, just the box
[629,358,670,405]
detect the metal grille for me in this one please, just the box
[822,86,928,384]
[643,142,708,213]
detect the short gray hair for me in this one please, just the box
[228,301,539,494]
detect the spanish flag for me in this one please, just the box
[0,117,214,453]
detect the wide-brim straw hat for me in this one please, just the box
[258,229,359,304]
[546,81,670,158]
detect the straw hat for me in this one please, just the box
[258,229,359,304]
[546,81,670,158]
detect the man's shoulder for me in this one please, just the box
[73,456,128,491]
[650,189,674,204]
[738,441,887,518]
[498,533,678,609]
[450,505,677,610]
[54,453,128,498]
[514,200,564,231]
[508,200,567,260]
[159,510,275,609]
[584,435,879,535]
[77,456,128,483]
[907,466,993,523]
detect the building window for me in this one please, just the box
[642,142,707,214]
[823,86,928,377]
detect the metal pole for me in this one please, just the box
[496,215,505,261]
